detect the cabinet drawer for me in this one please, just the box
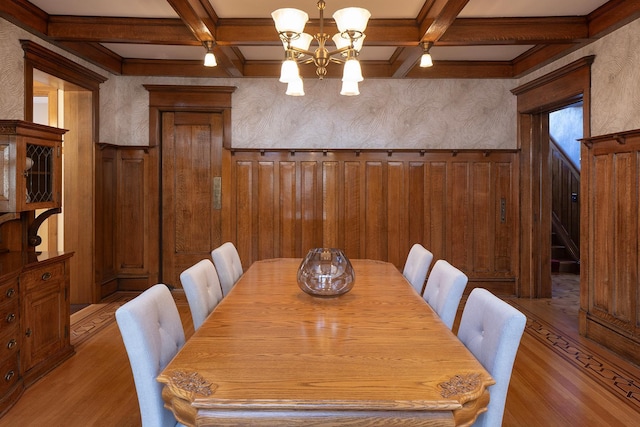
[0,299,18,334]
[0,281,18,306]
[0,355,19,396]
[20,263,65,291]
[0,326,18,359]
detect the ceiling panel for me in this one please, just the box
[459,0,610,17]
[208,0,425,19]
[28,0,179,18]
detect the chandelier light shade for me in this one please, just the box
[271,8,309,34]
[340,80,360,96]
[272,0,370,96]
[342,57,363,82]
[286,77,306,96]
[280,58,300,83]
[332,7,371,33]
[420,41,434,68]
[203,41,217,67]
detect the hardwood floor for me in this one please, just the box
[2,275,639,426]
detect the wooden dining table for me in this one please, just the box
[158,258,494,426]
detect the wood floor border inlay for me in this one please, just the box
[511,301,640,411]
[70,294,135,347]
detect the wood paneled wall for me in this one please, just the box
[223,149,519,295]
[581,129,640,365]
[95,144,158,299]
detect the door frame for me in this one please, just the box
[511,56,593,298]
[22,40,107,304]
[144,85,235,283]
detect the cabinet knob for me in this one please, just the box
[5,288,15,298]
[4,370,14,382]
[41,272,52,281]
[25,328,32,338]
[5,313,15,323]
[6,339,16,350]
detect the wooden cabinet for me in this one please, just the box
[581,129,640,365]
[0,121,65,213]
[0,275,21,416]
[0,252,73,416]
[20,255,72,386]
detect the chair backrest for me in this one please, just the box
[402,243,434,295]
[180,259,223,330]
[422,260,468,329]
[115,284,186,427]
[211,242,243,296]
[457,288,526,427]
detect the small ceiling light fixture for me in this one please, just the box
[272,0,370,96]
[420,41,434,68]
[203,40,217,67]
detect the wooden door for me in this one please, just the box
[161,112,223,288]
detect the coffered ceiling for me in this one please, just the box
[2,0,638,79]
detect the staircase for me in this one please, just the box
[551,230,580,274]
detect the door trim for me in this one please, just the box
[511,56,593,298]
[144,85,235,283]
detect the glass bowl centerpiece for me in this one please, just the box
[297,248,355,297]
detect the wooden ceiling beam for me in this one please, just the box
[405,60,514,79]
[588,0,640,37]
[165,0,242,77]
[119,57,513,79]
[393,0,471,78]
[511,43,582,78]
[48,17,198,44]
[0,0,48,35]
[122,59,230,77]
[57,41,123,75]
[44,16,592,47]
[165,0,214,41]
[439,17,589,45]
[419,0,473,42]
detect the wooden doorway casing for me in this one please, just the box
[144,85,235,287]
[511,56,593,298]
[22,41,107,304]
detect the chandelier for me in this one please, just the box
[272,0,371,96]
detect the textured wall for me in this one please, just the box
[518,18,640,137]
[102,75,516,149]
[0,20,27,119]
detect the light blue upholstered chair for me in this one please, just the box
[115,284,187,427]
[422,260,468,330]
[211,242,243,296]
[402,243,434,295]
[180,259,223,330]
[457,288,526,427]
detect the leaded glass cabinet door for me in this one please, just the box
[0,121,64,213]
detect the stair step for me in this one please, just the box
[551,259,580,274]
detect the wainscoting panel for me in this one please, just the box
[224,149,519,295]
[582,129,640,365]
